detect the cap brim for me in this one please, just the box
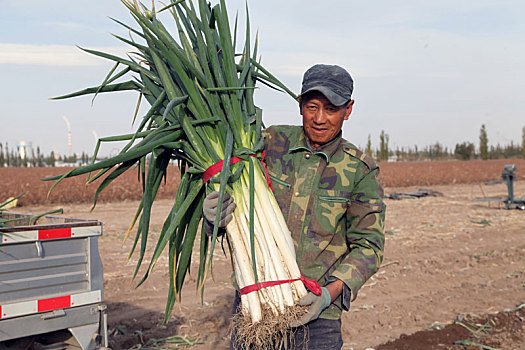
[300,86,348,107]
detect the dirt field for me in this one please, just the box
[2,159,524,206]
[9,161,524,350]
[0,166,181,206]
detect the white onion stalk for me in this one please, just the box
[214,157,308,325]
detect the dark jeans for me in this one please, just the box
[230,292,343,350]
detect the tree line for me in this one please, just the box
[2,125,524,166]
[367,125,525,161]
[0,142,91,167]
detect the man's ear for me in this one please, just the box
[344,100,355,120]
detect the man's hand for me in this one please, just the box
[290,287,331,327]
[202,191,236,228]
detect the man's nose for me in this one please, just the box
[313,108,326,123]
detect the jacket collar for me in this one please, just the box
[289,129,343,163]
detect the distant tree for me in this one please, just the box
[63,153,78,164]
[522,126,525,158]
[365,134,373,158]
[503,141,519,158]
[30,148,37,167]
[421,142,449,160]
[20,147,28,167]
[479,124,488,160]
[46,151,56,167]
[378,130,389,161]
[5,143,10,167]
[454,142,475,160]
[81,152,89,165]
[0,143,4,167]
[10,149,20,167]
[414,145,419,160]
[489,144,502,159]
[36,147,44,167]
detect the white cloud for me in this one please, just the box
[0,44,129,67]
[42,20,95,32]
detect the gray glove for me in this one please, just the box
[202,191,236,228]
[290,287,331,327]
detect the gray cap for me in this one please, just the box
[300,64,354,106]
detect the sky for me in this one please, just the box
[1,0,524,157]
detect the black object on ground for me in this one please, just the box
[385,188,444,200]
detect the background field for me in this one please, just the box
[2,158,525,206]
[2,159,525,349]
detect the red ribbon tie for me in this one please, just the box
[239,273,322,296]
[202,152,274,191]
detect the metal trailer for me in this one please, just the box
[0,212,108,349]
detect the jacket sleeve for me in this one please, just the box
[330,164,386,301]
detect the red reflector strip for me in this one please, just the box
[38,295,71,312]
[38,228,71,240]
[0,291,101,320]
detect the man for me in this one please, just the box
[203,64,385,349]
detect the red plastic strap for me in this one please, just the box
[239,273,322,296]
[259,150,274,192]
[202,152,274,191]
[202,157,243,183]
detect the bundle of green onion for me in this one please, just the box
[47,0,309,343]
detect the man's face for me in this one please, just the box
[300,92,354,149]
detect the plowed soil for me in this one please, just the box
[3,160,525,349]
[3,158,524,206]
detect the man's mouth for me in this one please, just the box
[312,126,327,133]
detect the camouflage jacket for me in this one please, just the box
[263,125,386,319]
